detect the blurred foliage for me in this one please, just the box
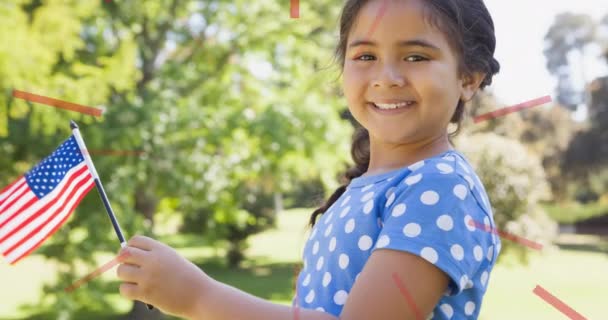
[0,0,350,318]
[455,133,557,264]
[544,10,608,202]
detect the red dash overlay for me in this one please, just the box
[391,272,424,320]
[473,95,552,123]
[468,219,543,251]
[13,89,103,117]
[293,264,301,320]
[65,251,131,292]
[290,0,299,18]
[533,285,588,320]
[366,0,389,38]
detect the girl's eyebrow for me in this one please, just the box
[348,39,440,51]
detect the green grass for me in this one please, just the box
[1,208,607,319]
[543,201,608,224]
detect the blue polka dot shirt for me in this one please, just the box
[295,150,501,319]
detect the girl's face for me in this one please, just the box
[343,0,479,147]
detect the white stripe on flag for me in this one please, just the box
[0,163,90,251]
[0,179,26,206]
[0,181,29,215]
[4,178,95,264]
[0,193,37,227]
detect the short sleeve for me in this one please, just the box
[372,170,492,296]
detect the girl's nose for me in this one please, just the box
[372,64,407,88]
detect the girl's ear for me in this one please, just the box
[460,72,486,102]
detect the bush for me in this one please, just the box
[455,133,557,264]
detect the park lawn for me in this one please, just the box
[1,208,606,319]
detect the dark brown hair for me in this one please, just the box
[309,0,500,227]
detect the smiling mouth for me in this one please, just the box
[371,101,417,110]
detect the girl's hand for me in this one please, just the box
[116,235,210,318]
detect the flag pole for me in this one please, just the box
[70,120,154,310]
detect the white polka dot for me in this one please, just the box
[443,155,455,161]
[329,237,336,252]
[459,275,469,290]
[385,187,396,207]
[363,200,374,214]
[465,215,476,231]
[322,272,332,287]
[408,160,425,171]
[362,184,374,192]
[483,217,491,231]
[361,191,374,202]
[312,241,319,255]
[316,256,324,270]
[437,215,454,231]
[464,175,475,189]
[465,279,474,289]
[339,254,350,269]
[334,290,348,305]
[473,245,483,261]
[440,303,454,318]
[420,191,439,205]
[403,223,421,237]
[309,227,317,240]
[437,163,454,174]
[324,224,333,237]
[376,235,390,248]
[345,219,355,233]
[305,290,315,303]
[339,206,351,218]
[480,271,489,287]
[341,195,351,207]
[302,273,311,286]
[487,245,494,261]
[315,307,325,312]
[453,184,468,200]
[404,173,422,185]
[421,247,438,264]
[358,235,373,251]
[465,301,476,315]
[392,203,406,217]
[450,244,464,261]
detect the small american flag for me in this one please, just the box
[0,135,94,264]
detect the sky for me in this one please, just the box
[484,0,607,108]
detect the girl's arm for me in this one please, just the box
[117,235,337,320]
[192,277,337,320]
[118,235,448,320]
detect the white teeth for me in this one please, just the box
[374,102,414,110]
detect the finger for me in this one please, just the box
[119,246,149,266]
[116,263,142,283]
[119,282,141,301]
[126,235,155,251]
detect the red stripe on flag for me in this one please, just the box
[8,180,94,265]
[0,196,37,230]
[533,285,588,320]
[0,178,26,205]
[0,166,91,248]
[0,183,30,220]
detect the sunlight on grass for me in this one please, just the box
[1,208,606,319]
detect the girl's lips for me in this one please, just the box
[368,102,416,114]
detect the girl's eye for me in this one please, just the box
[354,54,428,62]
[405,55,428,62]
[355,54,375,61]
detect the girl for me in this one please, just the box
[116,0,501,319]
